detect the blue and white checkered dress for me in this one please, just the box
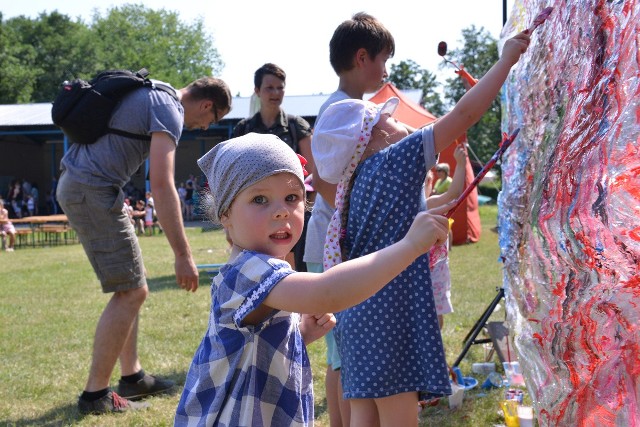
[175,251,313,426]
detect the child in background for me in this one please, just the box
[174,133,450,426]
[132,199,146,235]
[304,12,396,426]
[144,191,162,235]
[424,144,469,329]
[0,198,16,251]
[312,30,530,426]
[144,198,155,235]
[25,194,35,216]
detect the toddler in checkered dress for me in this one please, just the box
[174,133,449,426]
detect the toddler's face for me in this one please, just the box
[367,114,409,154]
[222,173,305,260]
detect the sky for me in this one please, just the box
[3,0,517,97]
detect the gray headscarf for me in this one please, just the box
[197,133,306,223]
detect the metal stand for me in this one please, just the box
[452,287,504,368]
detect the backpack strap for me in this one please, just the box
[105,79,179,141]
[107,128,152,141]
[287,114,299,154]
[151,81,179,101]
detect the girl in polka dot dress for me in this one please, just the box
[312,30,530,426]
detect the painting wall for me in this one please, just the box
[498,1,640,425]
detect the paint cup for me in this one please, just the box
[504,388,524,404]
[472,362,496,375]
[481,371,503,389]
[503,361,525,386]
[448,382,465,409]
[518,405,534,427]
[452,367,465,385]
[500,400,520,427]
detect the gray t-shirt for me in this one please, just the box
[303,90,350,264]
[60,83,183,188]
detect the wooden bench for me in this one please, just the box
[14,228,34,248]
[40,224,76,246]
[197,263,225,275]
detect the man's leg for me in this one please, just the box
[84,287,148,392]
[119,313,142,376]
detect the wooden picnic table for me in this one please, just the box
[10,215,75,248]
[11,214,69,224]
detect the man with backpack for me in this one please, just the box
[56,74,232,415]
[232,63,313,271]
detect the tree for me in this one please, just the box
[89,4,223,89]
[442,25,500,164]
[0,13,39,103]
[0,12,93,103]
[389,59,445,116]
[0,5,223,104]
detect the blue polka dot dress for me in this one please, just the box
[334,126,452,399]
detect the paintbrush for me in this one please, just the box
[445,129,520,218]
[529,6,553,33]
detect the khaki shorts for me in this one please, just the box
[57,173,146,293]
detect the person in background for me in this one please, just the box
[31,183,40,215]
[123,198,135,225]
[57,75,232,415]
[184,180,195,222]
[132,199,146,235]
[0,198,16,251]
[424,144,469,329]
[232,62,314,272]
[432,163,452,195]
[144,196,155,236]
[25,194,35,216]
[177,182,187,220]
[8,180,23,219]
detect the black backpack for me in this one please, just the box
[51,68,177,144]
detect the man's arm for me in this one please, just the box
[149,132,198,292]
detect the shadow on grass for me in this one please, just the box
[4,370,189,427]
[147,273,216,293]
[4,401,77,427]
[314,399,329,423]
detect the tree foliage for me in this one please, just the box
[442,25,500,164]
[89,5,222,88]
[387,26,500,164]
[0,5,223,104]
[388,59,445,116]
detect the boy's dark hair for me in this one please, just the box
[187,77,233,113]
[254,63,287,89]
[329,12,395,74]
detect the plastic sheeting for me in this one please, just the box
[499,1,640,425]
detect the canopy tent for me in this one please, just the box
[369,82,481,244]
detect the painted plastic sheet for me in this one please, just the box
[499,1,640,425]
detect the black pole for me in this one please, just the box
[452,287,505,368]
[503,0,508,26]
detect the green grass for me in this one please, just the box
[0,206,528,426]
